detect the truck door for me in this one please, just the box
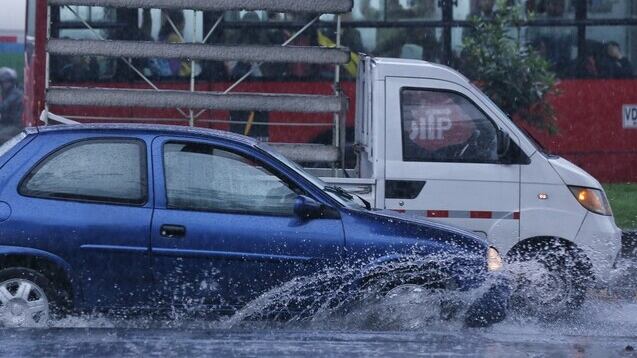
[384,77,523,250]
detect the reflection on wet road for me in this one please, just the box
[2,299,637,357]
[3,260,637,357]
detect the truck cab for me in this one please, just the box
[324,56,621,296]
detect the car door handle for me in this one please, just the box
[160,225,186,238]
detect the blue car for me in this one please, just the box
[0,124,507,327]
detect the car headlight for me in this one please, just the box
[487,247,503,272]
[568,186,613,216]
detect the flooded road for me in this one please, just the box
[2,298,637,357]
[2,259,637,357]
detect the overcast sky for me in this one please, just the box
[1,0,27,31]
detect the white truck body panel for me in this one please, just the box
[324,56,621,284]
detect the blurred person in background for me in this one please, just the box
[150,10,191,78]
[470,0,496,18]
[598,41,633,79]
[228,12,269,141]
[112,8,153,81]
[261,12,291,79]
[361,0,440,61]
[0,67,23,142]
[462,0,496,41]
[317,11,365,78]
[226,11,265,78]
[526,0,577,76]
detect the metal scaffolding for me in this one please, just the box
[44,0,351,168]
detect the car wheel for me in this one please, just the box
[508,246,591,319]
[0,268,61,327]
[343,265,459,318]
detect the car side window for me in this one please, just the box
[163,142,299,216]
[20,139,147,205]
[401,88,500,163]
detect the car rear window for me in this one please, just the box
[20,138,147,205]
[0,132,26,158]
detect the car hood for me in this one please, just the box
[548,156,601,189]
[346,208,489,253]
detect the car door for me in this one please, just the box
[384,77,523,250]
[0,134,154,308]
[150,137,344,310]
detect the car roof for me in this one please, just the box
[25,123,259,147]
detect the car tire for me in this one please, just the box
[340,265,457,316]
[0,267,66,327]
[507,245,592,319]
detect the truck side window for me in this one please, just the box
[401,88,499,164]
[163,142,299,216]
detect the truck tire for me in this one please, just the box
[0,267,67,327]
[507,244,592,319]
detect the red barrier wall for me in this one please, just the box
[528,80,637,183]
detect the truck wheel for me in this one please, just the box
[507,245,592,319]
[0,267,66,327]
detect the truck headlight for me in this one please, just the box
[487,247,503,272]
[568,186,613,216]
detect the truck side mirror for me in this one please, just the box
[496,129,511,159]
[294,195,324,219]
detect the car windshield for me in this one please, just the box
[257,143,368,210]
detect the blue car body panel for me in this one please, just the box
[150,135,345,307]
[0,131,156,307]
[0,125,499,312]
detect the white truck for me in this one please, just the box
[297,56,622,316]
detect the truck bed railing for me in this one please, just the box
[48,0,353,13]
[47,39,351,65]
[43,0,352,172]
[47,88,347,113]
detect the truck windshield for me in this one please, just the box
[517,126,552,156]
[467,82,548,155]
[257,143,368,210]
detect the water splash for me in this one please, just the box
[222,253,503,330]
[37,253,637,334]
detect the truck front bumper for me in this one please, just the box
[576,212,622,285]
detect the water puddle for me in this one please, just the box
[12,254,637,337]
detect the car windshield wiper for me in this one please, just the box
[324,185,354,200]
[355,193,372,210]
[325,185,371,210]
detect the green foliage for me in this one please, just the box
[603,183,637,230]
[461,1,558,133]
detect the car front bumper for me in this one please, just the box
[464,275,510,327]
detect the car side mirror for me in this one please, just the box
[496,129,511,159]
[293,195,326,219]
